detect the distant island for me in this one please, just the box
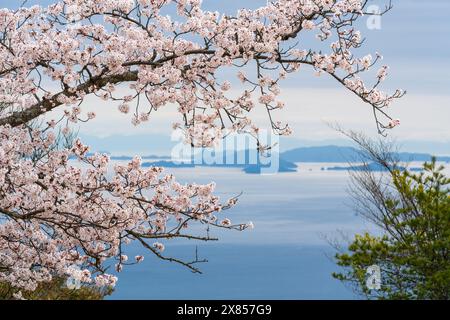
[112,155,171,160]
[70,154,171,160]
[81,145,449,174]
[142,160,195,168]
[280,146,450,163]
[326,162,423,172]
[141,152,298,174]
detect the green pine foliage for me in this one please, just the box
[334,158,450,299]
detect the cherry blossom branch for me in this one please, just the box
[0,0,403,146]
[0,125,251,291]
[0,0,404,295]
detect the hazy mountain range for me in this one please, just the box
[80,141,449,174]
[97,145,450,163]
[79,133,450,157]
[141,151,298,174]
[280,146,450,163]
[133,146,448,174]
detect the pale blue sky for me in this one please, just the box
[1,0,449,154]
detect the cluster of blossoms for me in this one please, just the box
[0,0,404,294]
[0,125,250,292]
[0,0,403,144]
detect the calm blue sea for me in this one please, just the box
[106,163,379,299]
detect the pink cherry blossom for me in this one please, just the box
[0,0,404,293]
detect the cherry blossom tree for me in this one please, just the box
[0,0,404,295]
